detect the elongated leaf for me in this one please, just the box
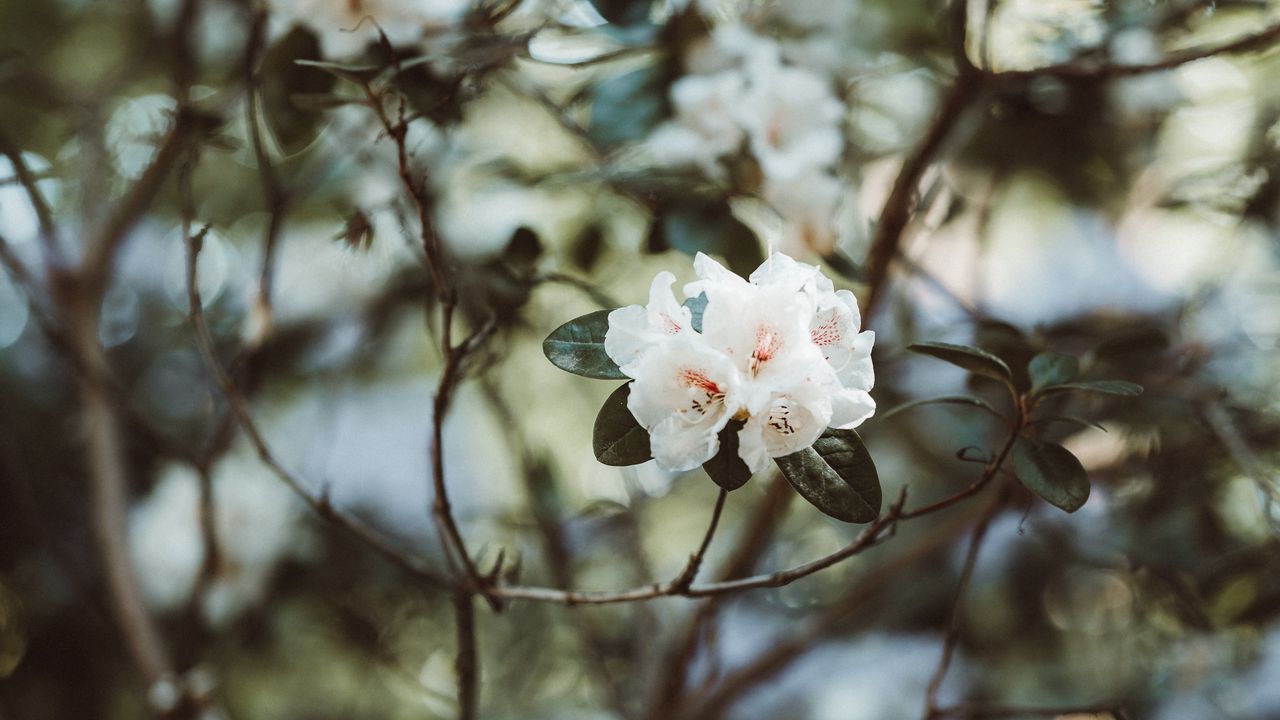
[1032,415,1108,432]
[907,341,1012,384]
[1039,380,1143,397]
[683,293,708,333]
[1012,439,1090,513]
[543,309,627,379]
[263,29,336,154]
[592,383,651,466]
[703,420,751,491]
[1029,352,1079,394]
[775,429,880,523]
[880,395,1004,422]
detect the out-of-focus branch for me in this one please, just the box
[82,114,199,296]
[646,475,793,720]
[65,288,177,704]
[183,228,450,590]
[993,21,1280,80]
[453,590,479,720]
[923,487,1008,718]
[678,495,988,720]
[0,130,62,269]
[243,9,290,348]
[862,70,982,320]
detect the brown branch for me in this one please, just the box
[862,70,982,320]
[678,497,988,720]
[242,9,290,348]
[670,488,729,592]
[65,287,178,703]
[923,488,1008,718]
[82,113,198,296]
[646,475,793,720]
[0,129,61,269]
[992,21,1280,80]
[183,227,450,590]
[453,590,479,720]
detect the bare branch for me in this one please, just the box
[183,224,450,590]
[923,488,1008,717]
[453,591,479,720]
[993,21,1280,80]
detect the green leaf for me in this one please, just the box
[1032,415,1108,432]
[703,420,752,491]
[293,58,380,83]
[682,293,708,334]
[263,29,338,154]
[1012,439,1090,513]
[1029,352,1079,394]
[592,383,651,466]
[543,310,627,379]
[880,395,1005,422]
[907,342,1013,384]
[775,429,881,523]
[658,199,763,277]
[1039,380,1144,397]
[587,66,668,147]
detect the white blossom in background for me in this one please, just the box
[268,0,472,58]
[128,456,311,626]
[607,252,874,472]
[734,63,845,182]
[646,71,747,178]
[643,22,850,256]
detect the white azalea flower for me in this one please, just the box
[605,252,875,474]
[606,271,694,375]
[762,170,846,256]
[745,253,876,397]
[625,334,744,471]
[645,70,747,177]
[735,64,845,182]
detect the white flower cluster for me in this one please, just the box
[646,25,849,255]
[606,252,875,473]
[268,0,473,58]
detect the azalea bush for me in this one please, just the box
[3,1,1280,719]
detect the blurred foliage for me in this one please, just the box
[2,0,1280,719]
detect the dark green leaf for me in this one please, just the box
[293,58,380,83]
[775,429,881,523]
[880,395,1005,422]
[682,293,708,334]
[907,341,1013,384]
[543,310,627,379]
[592,383,651,466]
[264,29,338,154]
[1032,415,1108,432]
[659,199,763,277]
[1039,380,1144,397]
[703,420,752,491]
[1012,439,1090,513]
[588,0,653,25]
[587,66,668,147]
[1029,352,1079,394]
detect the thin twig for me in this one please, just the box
[923,489,1008,718]
[671,488,729,592]
[0,130,61,269]
[646,475,793,720]
[183,228,450,590]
